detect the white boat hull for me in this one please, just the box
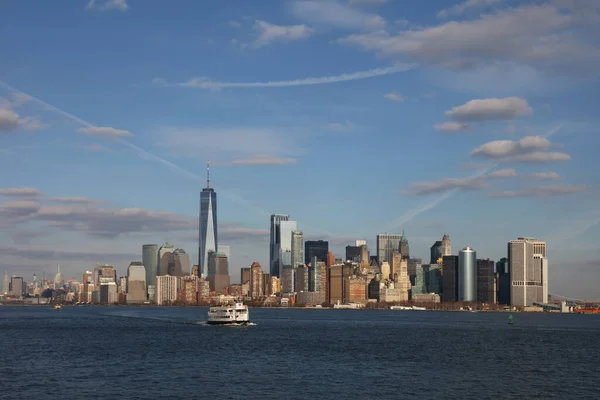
[207,302,250,325]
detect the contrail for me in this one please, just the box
[385,124,564,231]
[157,65,413,89]
[0,80,273,218]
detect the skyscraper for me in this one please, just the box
[508,237,546,307]
[3,271,9,294]
[399,231,409,260]
[430,235,452,264]
[207,251,230,294]
[199,162,218,277]
[458,247,477,302]
[442,255,459,302]
[278,220,297,273]
[376,234,402,265]
[496,257,510,305]
[291,230,304,268]
[269,214,289,277]
[157,243,174,276]
[305,240,329,265]
[142,244,158,295]
[126,262,147,304]
[168,248,190,277]
[476,258,495,304]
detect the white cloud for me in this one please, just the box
[488,168,517,178]
[434,122,471,132]
[86,0,128,11]
[470,136,570,163]
[0,108,20,131]
[445,97,533,121]
[228,20,241,28]
[403,176,488,195]
[291,0,386,30]
[83,143,112,152]
[336,4,600,78]
[11,92,33,107]
[462,162,494,170]
[528,172,561,180]
[438,0,504,19]
[491,184,587,197]
[253,20,313,47]
[0,188,43,197]
[0,190,267,242]
[383,91,404,102]
[78,126,133,138]
[159,65,410,89]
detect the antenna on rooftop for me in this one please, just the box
[206,160,211,189]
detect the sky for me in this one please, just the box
[1,0,599,299]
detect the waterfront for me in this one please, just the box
[1,307,599,399]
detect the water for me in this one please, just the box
[1,306,598,399]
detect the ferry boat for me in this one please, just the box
[207,302,249,325]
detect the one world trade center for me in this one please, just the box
[199,162,218,277]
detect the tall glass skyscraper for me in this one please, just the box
[458,247,477,302]
[142,244,158,295]
[269,214,289,277]
[199,162,218,277]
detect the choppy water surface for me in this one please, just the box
[1,306,598,399]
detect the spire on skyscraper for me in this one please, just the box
[206,160,211,189]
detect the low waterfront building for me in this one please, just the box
[412,293,441,303]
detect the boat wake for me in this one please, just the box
[198,321,256,327]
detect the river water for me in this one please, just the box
[1,306,598,399]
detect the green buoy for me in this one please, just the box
[508,314,514,325]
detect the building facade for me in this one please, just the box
[157,243,174,277]
[291,230,304,268]
[376,234,402,265]
[442,255,459,302]
[269,214,289,278]
[142,244,158,296]
[199,162,218,277]
[508,237,546,307]
[207,251,230,294]
[458,247,477,302]
[156,275,177,305]
[476,259,495,304]
[305,240,329,265]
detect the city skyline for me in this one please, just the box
[1,0,599,299]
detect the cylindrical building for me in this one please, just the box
[458,246,477,302]
[142,244,158,298]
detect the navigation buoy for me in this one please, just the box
[508,314,514,325]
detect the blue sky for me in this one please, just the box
[1,0,599,298]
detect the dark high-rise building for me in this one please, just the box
[345,245,368,263]
[496,257,510,305]
[430,241,442,264]
[142,244,158,294]
[442,255,459,302]
[269,214,289,278]
[199,162,218,277]
[305,240,329,265]
[477,259,495,304]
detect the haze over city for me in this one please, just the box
[1,0,599,299]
